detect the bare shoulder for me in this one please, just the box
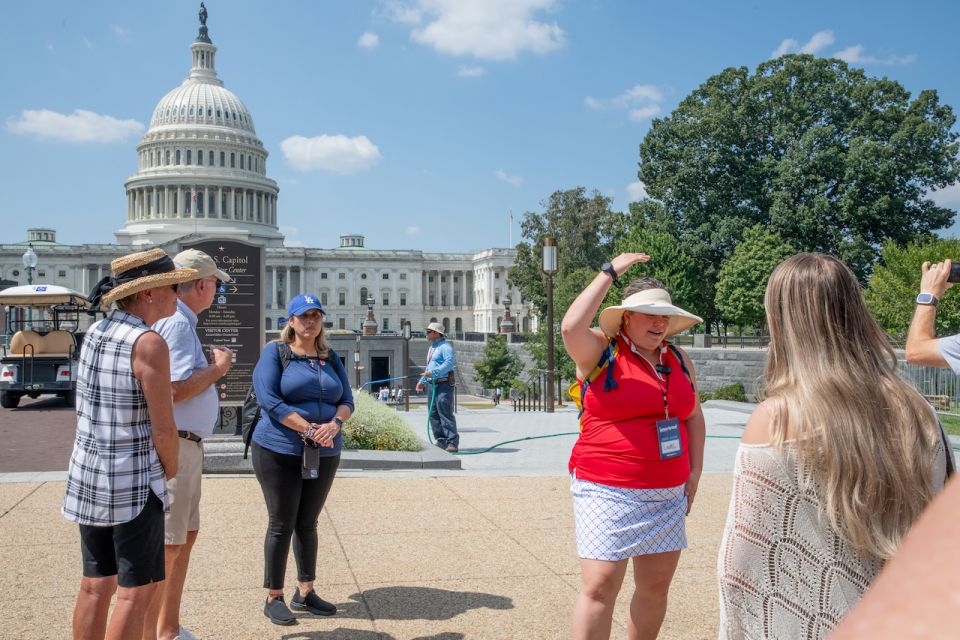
[133,331,169,358]
[741,400,774,445]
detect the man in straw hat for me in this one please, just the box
[416,321,460,452]
[62,248,197,639]
[143,249,234,640]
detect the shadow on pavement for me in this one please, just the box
[331,586,513,621]
[283,631,465,640]
[8,396,73,411]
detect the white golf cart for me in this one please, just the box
[0,284,90,409]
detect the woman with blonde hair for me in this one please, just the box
[718,253,950,639]
[251,294,353,625]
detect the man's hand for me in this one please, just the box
[921,259,955,299]
[416,382,424,393]
[210,346,233,375]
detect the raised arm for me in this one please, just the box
[561,252,649,376]
[906,259,953,368]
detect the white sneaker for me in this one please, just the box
[175,629,199,640]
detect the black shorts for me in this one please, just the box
[78,491,165,588]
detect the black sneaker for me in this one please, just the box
[264,596,296,625]
[291,589,337,616]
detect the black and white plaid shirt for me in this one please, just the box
[62,311,168,526]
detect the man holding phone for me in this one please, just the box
[905,259,960,371]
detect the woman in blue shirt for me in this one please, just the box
[251,294,354,625]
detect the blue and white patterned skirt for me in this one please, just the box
[570,473,687,561]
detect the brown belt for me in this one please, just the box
[177,430,202,443]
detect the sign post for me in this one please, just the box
[181,238,265,434]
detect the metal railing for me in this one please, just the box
[512,371,548,412]
[711,334,770,349]
[899,361,960,416]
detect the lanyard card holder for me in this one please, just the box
[302,358,324,479]
[656,418,682,460]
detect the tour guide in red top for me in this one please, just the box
[561,252,706,640]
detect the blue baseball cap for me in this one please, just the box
[287,294,325,319]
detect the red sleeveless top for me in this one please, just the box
[568,336,696,489]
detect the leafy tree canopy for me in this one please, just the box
[639,54,960,282]
[715,225,794,329]
[866,238,960,337]
[474,334,525,390]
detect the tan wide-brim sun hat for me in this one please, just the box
[97,248,198,310]
[173,248,232,282]
[425,321,447,336]
[598,288,703,339]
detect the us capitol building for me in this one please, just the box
[0,10,533,336]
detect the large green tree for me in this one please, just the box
[866,238,960,337]
[715,225,794,329]
[474,334,525,391]
[639,54,960,284]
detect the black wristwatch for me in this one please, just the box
[333,416,344,427]
[601,262,622,289]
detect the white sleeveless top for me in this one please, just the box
[718,439,947,639]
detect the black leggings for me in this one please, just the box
[251,442,340,589]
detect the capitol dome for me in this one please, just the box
[116,6,283,247]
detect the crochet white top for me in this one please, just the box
[717,440,948,640]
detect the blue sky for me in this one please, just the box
[3,0,960,252]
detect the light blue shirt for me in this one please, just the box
[419,338,456,384]
[939,335,960,375]
[153,300,220,437]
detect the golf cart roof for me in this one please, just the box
[0,284,91,309]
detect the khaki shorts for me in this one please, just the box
[164,437,203,545]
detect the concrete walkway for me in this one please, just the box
[0,401,759,639]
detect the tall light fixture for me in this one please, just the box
[354,335,362,389]
[22,245,37,285]
[542,236,558,413]
[402,321,412,412]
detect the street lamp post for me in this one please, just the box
[22,245,38,327]
[542,237,558,413]
[362,295,378,334]
[354,336,362,389]
[402,321,411,412]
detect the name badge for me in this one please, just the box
[656,418,682,460]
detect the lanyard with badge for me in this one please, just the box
[624,336,682,460]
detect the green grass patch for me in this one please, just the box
[937,413,960,437]
[699,382,747,403]
[342,391,422,451]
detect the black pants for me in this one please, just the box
[251,442,339,589]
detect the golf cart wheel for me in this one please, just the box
[0,391,20,409]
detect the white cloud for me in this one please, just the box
[406,225,421,235]
[627,181,648,202]
[834,44,916,65]
[586,84,664,122]
[389,0,564,61]
[358,32,379,49]
[629,105,661,121]
[457,64,487,77]
[495,169,522,186]
[6,109,144,143]
[82,36,94,50]
[928,184,960,207]
[281,134,383,174]
[280,227,304,247]
[111,24,133,44]
[771,30,834,58]
[378,0,423,25]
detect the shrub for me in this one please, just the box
[342,391,422,451]
[698,382,747,403]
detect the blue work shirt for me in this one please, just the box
[153,300,220,437]
[419,338,456,385]
[252,341,354,457]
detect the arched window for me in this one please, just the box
[240,155,245,170]
[176,150,181,165]
[230,152,235,168]
[165,150,170,165]
[220,151,225,167]
[208,150,213,165]
[186,150,192,165]
[216,109,221,118]
[197,150,203,166]
[455,318,463,333]
[359,287,368,305]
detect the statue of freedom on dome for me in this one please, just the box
[199,3,208,26]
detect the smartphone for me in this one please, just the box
[950,263,960,283]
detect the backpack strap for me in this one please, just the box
[573,339,619,420]
[667,344,695,391]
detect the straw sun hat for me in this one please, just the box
[93,248,198,310]
[598,288,703,339]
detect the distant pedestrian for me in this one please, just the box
[251,295,354,625]
[493,387,501,406]
[62,248,196,640]
[390,387,398,403]
[416,322,459,452]
[396,387,404,405]
[143,249,234,640]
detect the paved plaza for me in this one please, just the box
[4,401,953,638]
